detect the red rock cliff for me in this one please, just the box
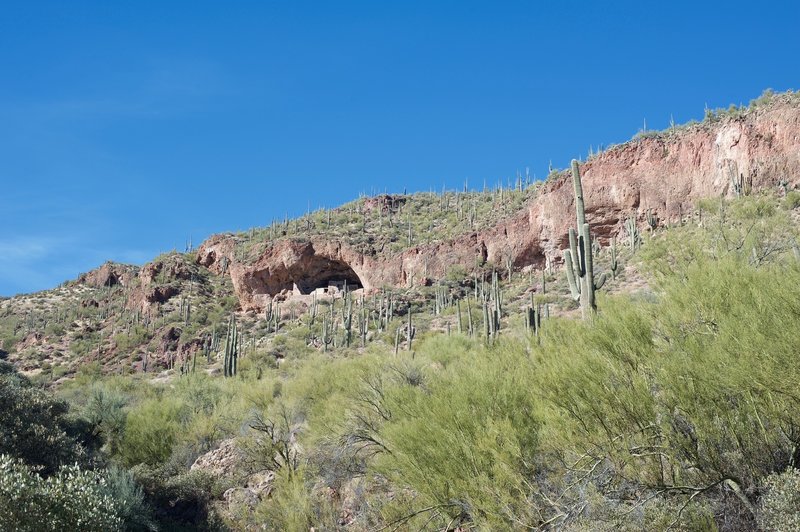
[198,95,800,311]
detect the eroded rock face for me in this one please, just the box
[226,239,370,310]
[363,194,406,214]
[77,262,137,288]
[139,254,194,285]
[196,235,236,275]
[198,97,800,311]
[126,253,199,313]
[143,285,179,304]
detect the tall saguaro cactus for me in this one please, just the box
[563,160,607,319]
[223,314,238,377]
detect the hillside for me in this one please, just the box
[3,91,799,379]
[1,90,800,531]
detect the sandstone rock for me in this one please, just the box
[139,254,194,286]
[247,470,276,497]
[196,235,236,275]
[222,487,259,510]
[144,285,179,304]
[77,261,137,288]
[362,194,405,214]
[191,439,244,477]
[198,97,800,312]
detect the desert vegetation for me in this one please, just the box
[1,188,797,529]
[2,94,800,530]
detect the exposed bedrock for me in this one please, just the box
[198,98,800,311]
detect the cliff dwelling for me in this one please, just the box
[292,256,364,295]
[246,253,366,298]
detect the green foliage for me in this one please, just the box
[131,464,219,529]
[373,342,540,528]
[250,467,333,532]
[104,465,158,531]
[784,189,800,210]
[0,366,87,474]
[445,264,468,282]
[534,253,800,525]
[121,397,185,466]
[84,385,128,455]
[114,326,152,353]
[0,454,123,532]
[641,196,798,280]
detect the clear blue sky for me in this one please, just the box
[1,1,797,296]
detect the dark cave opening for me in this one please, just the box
[293,257,364,295]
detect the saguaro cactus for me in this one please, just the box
[563,160,608,319]
[223,314,238,377]
[610,236,619,280]
[625,215,641,250]
[342,295,353,348]
[406,307,415,351]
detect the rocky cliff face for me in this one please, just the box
[76,262,138,288]
[197,94,800,311]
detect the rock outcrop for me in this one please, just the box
[125,253,201,313]
[77,261,138,288]
[198,95,800,311]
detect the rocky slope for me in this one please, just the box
[3,91,798,378]
[198,92,800,311]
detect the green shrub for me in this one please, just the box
[104,465,157,531]
[373,343,541,529]
[44,322,65,338]
[84,385,128,455]
[534,255,800,524]
[0,454,123,531]
[0,368,86,473]
[121,397,185,466]
[641,196,797,280]
[132,464,218,529]
[445,264,468,282]
[784,189,800,210]
[252,468,315,531]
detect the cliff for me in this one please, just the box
[197,92,800,311]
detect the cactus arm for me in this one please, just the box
[568,227,581,276]
[563,249,581,301]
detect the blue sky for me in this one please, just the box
[1,1,797,296]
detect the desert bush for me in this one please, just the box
[372,342,541,529]
[44,321,65,338]
[445,264,468,282]
[132,463,218,529]
[642,196,798,280]
[114,326,151,353]
[533,254,800,526]
[759,468,800,531]
[121,396,186,466]
[0,366,86,473]
[104,465,158,531]
[784,189,800,210]
[84,385,128,455]
[0,454,123,531]
[251,466,338,532]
